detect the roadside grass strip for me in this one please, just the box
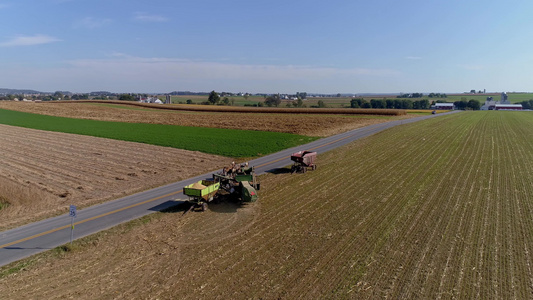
[0,108,317,157]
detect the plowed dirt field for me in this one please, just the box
[3,111,533,299]
[0,101,408,137]
[0,124,228,230]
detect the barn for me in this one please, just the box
[494,104,523,110]
[434,103,454,110]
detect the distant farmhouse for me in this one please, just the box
[481,92,522,110]
[138,96,162,104]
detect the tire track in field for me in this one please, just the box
[509,115,533,298]
[348,129,461,297]
[436,115,489,298]
[499,117,516,299]
[385,117,479,298]
[412,116,486,298]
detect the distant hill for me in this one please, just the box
[0,88,44,95]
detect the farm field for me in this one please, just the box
[0,108,317,157]
[0,124,230,230]
[445,93,533,103]
[0,101,409,137]
[3,111,533,298]
[165,92,533,107]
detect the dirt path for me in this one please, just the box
[0,124,228,230]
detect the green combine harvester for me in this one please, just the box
[182,162,260,212]
[213,163,260,203]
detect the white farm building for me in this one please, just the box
[434,103,455,110]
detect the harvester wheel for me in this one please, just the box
[303,167,307,173]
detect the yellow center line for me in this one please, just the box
[2,124,380,249]
[0,191,182,249]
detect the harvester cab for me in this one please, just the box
[213,163,260,202]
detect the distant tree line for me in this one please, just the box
[396,93,448,99]
[397,93,424,98]
[436,97,481,110]
[351,98,430,109]
[518,99,533,109]
[348,97,482,110]
[428,93,447,98]
[452,98,481,110]
[0,94,26,101]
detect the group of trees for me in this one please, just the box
[118,94,136,101]
[0,94,26,101]
[518,100,533,109]
[427,93,447,98]
[204,91,234,105]
[351,98,430,109]
[397,93,424,98]
[449,98,481,110]
[396,93,449,99]
[264,94,282,107]
[348,97,482,110]
[296,92,307,100]
[0,92,79,101]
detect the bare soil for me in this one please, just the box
[0,101,410,137]
[0,124,228,230]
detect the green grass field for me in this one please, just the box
[0,109,317,157]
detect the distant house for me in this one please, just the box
[139,96,161,104]
[434,103,454,110]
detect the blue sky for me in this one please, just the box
[0,0,532,94]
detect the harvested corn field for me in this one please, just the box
[0,101,409,137]
[3,111,533,299]
[0,124,228,230]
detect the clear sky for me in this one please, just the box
[1,0,532,94]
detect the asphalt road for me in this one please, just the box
[0,111,456,267]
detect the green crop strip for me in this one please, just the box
[0,109,317,157]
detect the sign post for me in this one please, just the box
[69,205,77,245]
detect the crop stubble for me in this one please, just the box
[0,124,228,230]
[3,112,533,299]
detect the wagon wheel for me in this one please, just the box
[303,166,307,173]
[312,165,317,171]
[291,165,296,174]
[201,202,208,212]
